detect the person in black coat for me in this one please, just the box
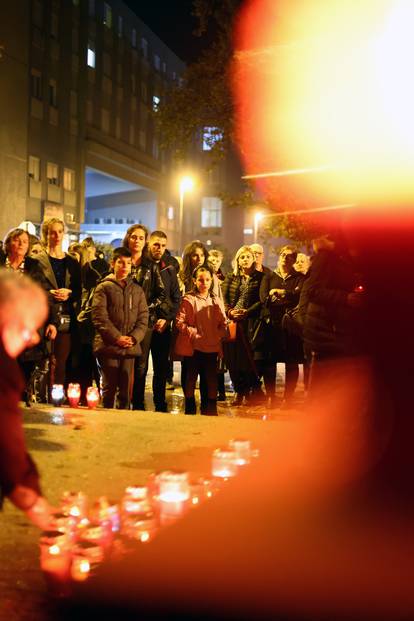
[259,246,305,408]
[122,224,166,410]
[0,270,53,528]
[1,228,58,403]
[146,231,181,412]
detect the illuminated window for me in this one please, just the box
[63,168,75,191]
[152,95,160,111]
[28,156,40,182]
[201,197,222,228]
[87,46,95,68]
[47,162,59,185]
[202,127,222,151]
[167,205,174,220]
[103,3,112,28]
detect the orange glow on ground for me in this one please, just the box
[233,0,414,209]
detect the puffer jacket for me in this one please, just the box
[92,275,149,357]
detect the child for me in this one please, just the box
[175,265,227,415]
[91,247,148,409]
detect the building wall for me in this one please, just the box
[0,2,30,237]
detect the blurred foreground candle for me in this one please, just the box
[67,383,81,408]
[49,512,78,543]
[122,486,151,516]
[123,510,158,543]
[211,449,238,479]
[91,497,121,534]
[158,471,190,521]
[229,438,251,466]
[86,385,100,409]
[79,521,112,549]
[61,491,88,520]
[71,556,90,582]
[39,530,71,593]
[51,384,65,406]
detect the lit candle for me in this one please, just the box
[211,449,239,479]
[158,471,190,521]
[39,530,71,593]
[49,512,78,543]
[229,438,252,466]
[51,384,65,406]
[86,385,100,409]
[123,510,158,543]
[67,383,81,408]
[79,521,112,549]
[61,491,88,520]
[71,556,90,582]
[73,540,104,564]
[91,497,121,534]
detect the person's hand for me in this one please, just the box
[116,335,134,348]
[269,288,285,298]
[45,324,57,340]
[230,309,246,321]
[25,496,55,530]
[50,288,72,302]
[153,319,168,333]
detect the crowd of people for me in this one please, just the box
[0,218,365,417]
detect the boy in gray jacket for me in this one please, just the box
[92,247,148,409]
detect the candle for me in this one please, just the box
[49,512,78,543]
[71,556,90,582]
[39,530,71,594]
[123,510,158,543]
[211,449,239,479]
[61,491,88,520]
[51,384,65,406]
[79,521,112,549]
[229,438,252,466]
[158,471,190,522]
[86,385,100,409]
[91,497,121,534]
[73,540,104,564]
[67,383,81,408]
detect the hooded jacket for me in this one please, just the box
[92,275,149,357]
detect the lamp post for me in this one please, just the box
[178,176,195,251]
[253,211,263,243]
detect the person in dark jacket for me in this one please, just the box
[221,245,265,406]
[122,224,166,410]
[92,247,149,409]
[0,270,53,528]
[259,246,305,408]
[1,228,58,404]
[300,233,364,398]
[147,231,181,412]
[37,218,82,390]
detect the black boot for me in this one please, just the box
[203,398,218,416]
[185,396,196,415]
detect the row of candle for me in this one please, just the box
[51,383,100,408]
[40,438,258,594]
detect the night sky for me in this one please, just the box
[123,1,206,63]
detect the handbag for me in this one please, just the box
[56,303,71,334]
[224,320,237,342]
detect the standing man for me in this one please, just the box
[250,243,271,274]
[147,231,181,412]
[0,270,53,528]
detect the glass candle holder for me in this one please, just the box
[51,384,65,406]
[123,510,159,543]
[158,471,190,521]
[86,386,100,409]
[71,555,91,582]
[79,521,112,549]
[61,491,88,520]
[39,530,71,588]
[90,497,121,534]
[211,449,239,479]
[229,438,252,466]
[170,392,184,415]
[49,512,78,543]
[67,383,81,408]
[73,540,104,565]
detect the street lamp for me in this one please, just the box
[179,175,195,251]
[253,211,263,243]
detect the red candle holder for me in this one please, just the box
[67,383,81,408]
[86,386,100,409]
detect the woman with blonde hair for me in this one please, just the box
[221,245,265,406]
[37,218,81,389]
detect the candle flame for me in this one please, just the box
[49,544,60,555]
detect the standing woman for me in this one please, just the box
[0,228,57,402]
[122,224,165,410]
[221,245,265,406]
[37,218,81,389]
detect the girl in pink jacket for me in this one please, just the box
[175,266,227,415]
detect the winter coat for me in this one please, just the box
[131,256,166,328]
[175,292,227,357]
[301,249,363,357]
[92,275,149,358]
[221,270,264,319]
[260,269,305,326]
[156,258,181,324]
